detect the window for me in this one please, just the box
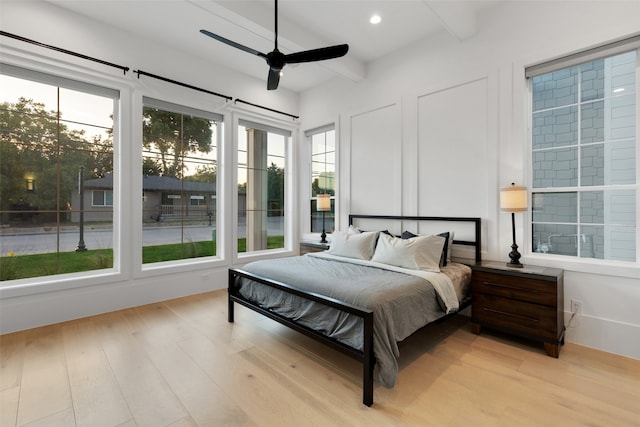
[0,65,118,281]
[190,195,206,206]
[92,190,113,206]
[307,125,335,234]
[528,42,638,262]
[142,98,220,264]
[237,120,290,253]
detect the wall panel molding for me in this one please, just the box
[346,102,402,218]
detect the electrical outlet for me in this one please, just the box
[571,299,582,314]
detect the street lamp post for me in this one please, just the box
[76,166,87,252]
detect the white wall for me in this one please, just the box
[299,1,640,359]
[0,1,300,333]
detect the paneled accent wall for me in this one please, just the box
[348,103,402,216]
[340,77,495,248]
[417,78,491,216]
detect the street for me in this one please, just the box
[1,217,284,256]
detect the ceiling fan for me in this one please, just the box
[200,0,349,90]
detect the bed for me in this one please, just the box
[228,215,482,406]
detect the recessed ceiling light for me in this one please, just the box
[370,14,381,25]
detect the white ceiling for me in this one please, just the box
[45,0,502,93]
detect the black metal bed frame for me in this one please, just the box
[227,215,482,406]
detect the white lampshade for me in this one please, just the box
[500,183,528,212]
[317,194,331,211]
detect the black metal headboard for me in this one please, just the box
[348,214,482,263]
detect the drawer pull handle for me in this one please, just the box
[483,307,539,323]
[483,281,540,293]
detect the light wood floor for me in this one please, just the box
[2,289,639,427]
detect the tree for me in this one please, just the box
[142,107,214,179]
[142,157,163,176]
[0,98,112,221]
[267,162,284,216]
[189,164,217,183]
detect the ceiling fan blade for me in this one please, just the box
[200,0,349,90]
[285,44,349,64]
[200,29,267,59]
[267,68,281,90]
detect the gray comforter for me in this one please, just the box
[235,253,455,388]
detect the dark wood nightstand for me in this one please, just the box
[470,261,564,357]
[299,241,329,255]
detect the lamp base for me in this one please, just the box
[507,243,523,268]
[320,210,328,243]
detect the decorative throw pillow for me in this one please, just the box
[371,233,445,272]
[328,230,379,260]
[350,225,393,237]
[401,230,450,266]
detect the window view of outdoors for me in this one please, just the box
[142,101,219,264]
[0,71,117,281]
[238,122,287,253]
[310,128,335,234]
[531,50,637,261]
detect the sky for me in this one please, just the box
[1,73,292,184]
[1,74,114,141]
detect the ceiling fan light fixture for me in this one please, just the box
[200,0,349,90]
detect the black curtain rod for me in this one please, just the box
[234,98,299,120]
[2,31,297,120]
[0,31,130,74]
[134,69,232,101]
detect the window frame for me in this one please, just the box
[231,112,296,263]
[0,61,125,292]
[235,117,292,258]
[91,190,113,207]
[140,96,222,269]
[306,124,336,237]
[525,38,640,276]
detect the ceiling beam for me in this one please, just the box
[423,1,478,41]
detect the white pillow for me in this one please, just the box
[347,224,363,234]
[328,230,379,260]
[371,233,445,272]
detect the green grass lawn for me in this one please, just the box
[1,236,285,281]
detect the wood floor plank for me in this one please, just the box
[1,386,19,427]
[15,325,73,426]
[141,328,255,426]
[19,408,76,427]
[2,291,639,427]
[0,331,25,391]
[61,320,132,427]
[95,310,189,427]
[517,355,640,425]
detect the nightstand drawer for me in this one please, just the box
[472,271,556,306]
[471,261,564,357]
[473,293,559,340]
